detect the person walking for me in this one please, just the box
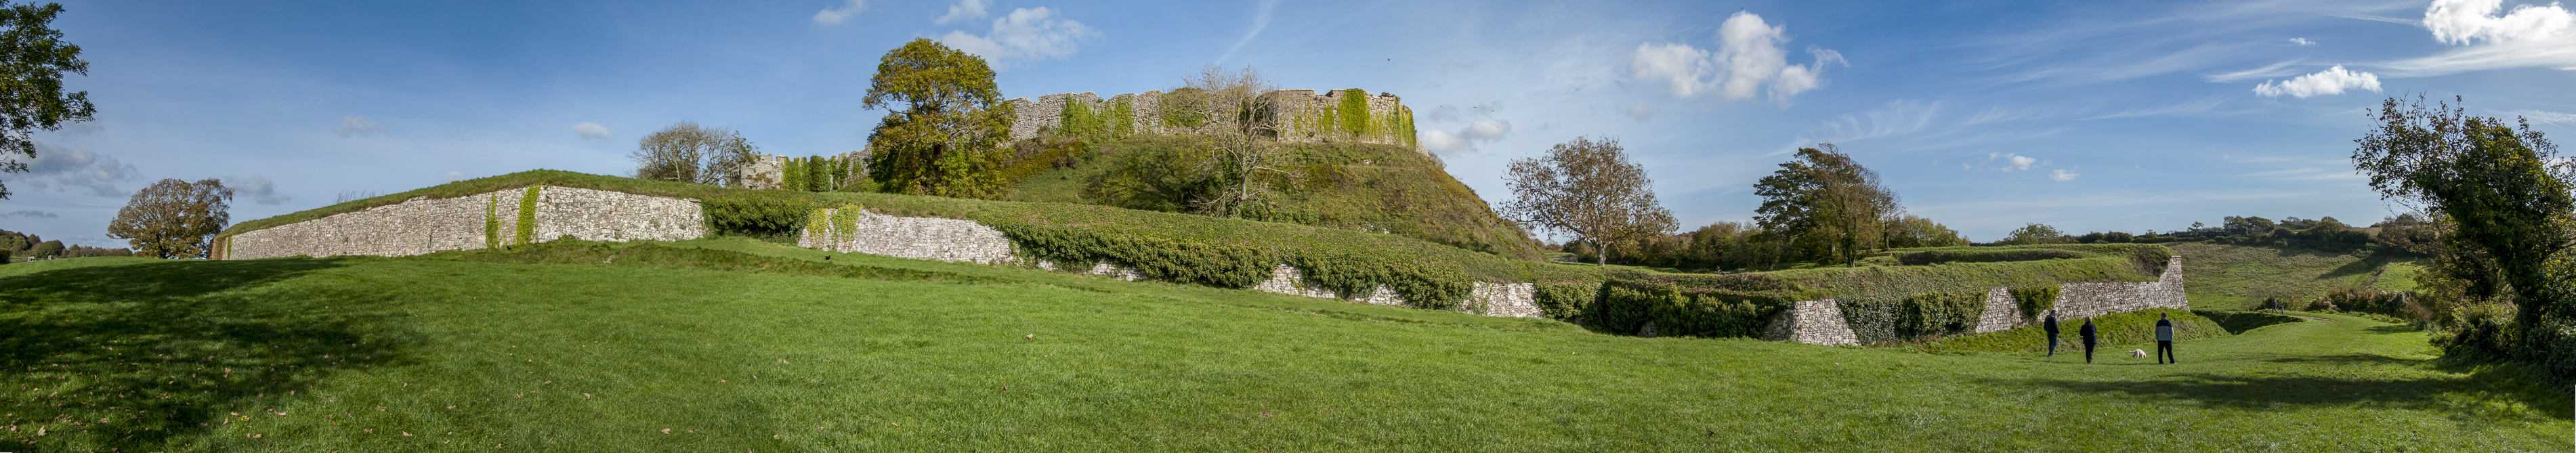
[2155,313,2177,364]
[2043,311,2061,358]
[2079,317,2099,364]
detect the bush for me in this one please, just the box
[1897,292,1985,340]
[2010,286,2059,322]
[700,191,822,242]
[1534,283,1592,320]
[1584,277,1798,339]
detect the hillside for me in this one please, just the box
[1007,136,1542,259]
[3,242,2566,451]
[2168,242,2421,309]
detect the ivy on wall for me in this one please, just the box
[2011,286,2061,322]
[515,186,541,245]
[484,194,501,249]
[1335,89,1371,137]
[1108,97,1137,137]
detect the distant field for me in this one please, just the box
[1,243,2562,452]
[2169,242,2422,309]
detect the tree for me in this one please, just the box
[1884,215,1968,249]
[1754,144,1901,265]
[1500,135,1677,265]
[1185,65,1284,217]
[0,2,96,200]
[2351,95,2573,365]
[1996,223,2071,245]
[631,122,760,186]
[106,178,232,259]
[864,38,1013,199]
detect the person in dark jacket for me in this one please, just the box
[2079,318,2099,364]
[2155,313,2177,364]
[2042,311,2061,357]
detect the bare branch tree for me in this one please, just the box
[1500,135,1677,265]
[1182,65,1282,217]
[631,122,761,186]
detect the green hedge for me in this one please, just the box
[1582,278,1797,338]
[1897,292,1986,340]
[700,191,822,242]
[2010,286,2059,322]
[992,218,1475,309]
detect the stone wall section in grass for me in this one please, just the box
[804,209,1536,317]
[1762,299,1861,346]
[219,186,704,260]
[1775,256,2187,345]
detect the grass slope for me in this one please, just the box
[1009,137,1542,259]
[3,246,2565,452]
[2170,242,2422,310]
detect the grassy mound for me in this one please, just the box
[2,247,2567,451]
[1009,137,1542,259]
[2168,242,2421,309]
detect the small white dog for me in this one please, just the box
[2128,349,2149,358]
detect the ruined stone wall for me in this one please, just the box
[218,186,706,260]
[1004,89,1420,154]
[1769,256,2188,345]
[797,208,1537,317]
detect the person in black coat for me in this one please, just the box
[2155,313,2177,364]
[2042,311,2061,357]
[2079,318,2099,364]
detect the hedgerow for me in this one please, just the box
[2011,286,2060,321]
[1897,292,1985,340]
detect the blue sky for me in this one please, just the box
[4,0,2575,248]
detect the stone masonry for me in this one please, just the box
[798,208,1537,317]
[1770,256,2189,345]
[219,186,706,260]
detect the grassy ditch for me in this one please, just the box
[0,253,2564,451]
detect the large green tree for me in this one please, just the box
[2352,95,2574,369]
[863,39,1013,199]
[1753,144,1900,266]
[0,1,95,200]
[1500,135,1676,266]
[106,178,231,259]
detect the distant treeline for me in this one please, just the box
[1559,213,2428,272]
[1,229,135,263]
[1991,215,2426,254]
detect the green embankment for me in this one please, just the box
[1008,137,1542,259]
[2168,242,2422,310]
[2,245,2565,451]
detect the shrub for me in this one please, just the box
[1897,292,1985,340]
[1534,283,1593,320]
[2010,286,2059,321]
[700,191,821,242]
[1584,278,1798,339]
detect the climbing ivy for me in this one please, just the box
[484,194,501,249]
[515,186,541,245]
[2011,286,2061,322]
[1336,89,1370,136]
[1108,97,1136,137]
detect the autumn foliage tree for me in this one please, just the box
[864,39,1013,199]
[1500,135,1677,265]
[106,177,232,259]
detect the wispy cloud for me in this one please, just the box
[2239,167,2363,181]
[1629,12,1845,106]
[1989,152,2038,172]
[2252,65,2381,98]
[2083,95,2231,119]
[2290,37,2317,46]
[933,0,990,25]
[5,141,140,197]
[2050,169,2080,181]
[813,0,867,26]
[2205,58,2304,83]
[1803,99,1939,144]
[1,210,56,219]
[1216,0,1280,65]
[938,7,1100,68]
[224,174,291,206]
[573,122,612,139]
[333,116,382,137]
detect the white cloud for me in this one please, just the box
[444,171,466,183]
[334,116,382,137]
[224,174,291,206]
[2050,169,2080,181]
[1628,102,1657,122]
[2252,65,2381,98]
[1420,129,1469,154]
[2290,37,2317,46]
[937,7,1099,67]
[1418,120,1513,156]
[934,0,990,25]
[2383,0,2576,76]
[1628,12,1845,106]
[1427,105,1461,123]
[2426,0,2573,45]
[573,122,613,139]
[1988,152,2037,171]
[5,140,139,197]
[1,210,56,218]
[813,0,867,26]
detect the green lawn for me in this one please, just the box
[2171,242,2422,309]
[1,246,2565,452]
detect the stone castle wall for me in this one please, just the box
[797,208,1537,317]
[1770,256,2189,346]
[1005,89,1419,154]
[217,186,706,260]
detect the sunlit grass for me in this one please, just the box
[1,246,2564,452]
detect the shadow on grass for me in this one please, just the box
[0,257,413,450]
[2260,353,2424,366]
[1991,368,2572,421]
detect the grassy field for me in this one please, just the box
[2170,242,2423,310]
[3,242,2566,452]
